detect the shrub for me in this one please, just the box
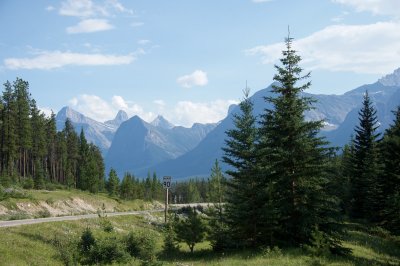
[125,230,157,262]
[162,221,180,255]
[22,178,34,189]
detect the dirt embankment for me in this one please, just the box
[0,191,163,220]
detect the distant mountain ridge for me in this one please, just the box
[141,68,400,180]
[105,115,216,176]
[55,68,400,180]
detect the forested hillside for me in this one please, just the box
[0,78,104,192]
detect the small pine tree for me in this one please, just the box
[174,207,206,253]
[106,168,120,196]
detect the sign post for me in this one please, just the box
[163,176,172,223]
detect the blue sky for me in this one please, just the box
[1,0,399,126]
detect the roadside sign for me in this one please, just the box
[163,176,172,189]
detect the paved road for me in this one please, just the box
[0,209,164,228]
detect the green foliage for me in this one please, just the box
[349,91,381,220]
[0,78,106,195]
[80,228,95,253]
[379,106,400,235]
[223,88,267,247]
[206,160,230,251]
[106,168,120,196]
[174,207,207,253]
[162,220,180,255]
[22,177,34,189]
[125,230,157,262]
[304,227,331,257]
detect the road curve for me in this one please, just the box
[0,209,164,228]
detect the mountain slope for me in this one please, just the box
[146,70,400,179]
[105,116,216,176]
[56,107,122,155]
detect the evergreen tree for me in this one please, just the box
[1,81,17,179]
[206,160,229,251]
[380,106,400,234]
[349,91,381,220]
[120,173,135,200]
[223,88,262,247]
[64,119,79,188]
[174,207,206,253]
[107,168,120,196]
[30,99,47,181]
[46,112,57,182]
[14,78,32,179]
[77,128,90,190]
[258,35,343,250]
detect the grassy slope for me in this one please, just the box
[0,214,399,266]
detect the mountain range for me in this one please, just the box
[55,68,400,180]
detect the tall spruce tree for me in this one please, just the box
[349,91,381,220]
[258,34,343,250]
[223,88,263,247]
[380,106,400,234]
[14,78,32,179]
[1,81,17,179]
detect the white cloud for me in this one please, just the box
[60,0,96,17]
[66,19,114,34]
[169,100,238,127]
[333,0,400,16]
[46,6,55,11]
[246,21,400,74]
[177,70,208,88]
[39,106,54,117]
[59,0,133,17]
[67,95,236,127]
[69,94,155,122]
[4,50,135,70]
[105,0,134,15]
[69,95,115,121]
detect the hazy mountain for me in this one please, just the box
[105,116,216,176]
[56,107,122,154]
[105,110,128,128]
[151,115,174,129]
[145,69,400,180]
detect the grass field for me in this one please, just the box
[0,212,399,266]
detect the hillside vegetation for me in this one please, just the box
[0,213,399,266]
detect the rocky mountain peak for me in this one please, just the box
[151,115,174,129]
[378,67,400,86]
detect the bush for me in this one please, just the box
[22,178,34,189]
[78,228,130,265]
[162,221,180,255]
[87,235,130,265]
[80,228,95,253]
[304,227,331,257]
[174,207,207,253]
[125,230,157,262]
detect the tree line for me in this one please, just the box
[0,78,104,192]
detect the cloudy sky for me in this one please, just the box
[1,0,399,126]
